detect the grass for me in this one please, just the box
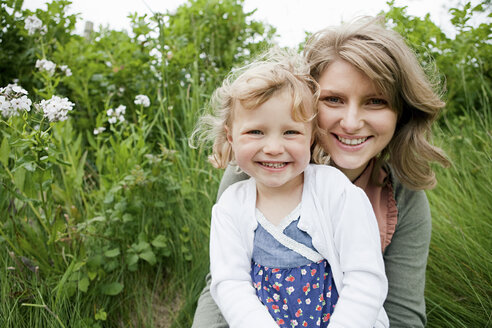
[2,81,490,328]
[425,101,492,327]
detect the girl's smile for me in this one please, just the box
[226,89,313,193]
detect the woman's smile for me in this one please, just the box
[335,134,370,146]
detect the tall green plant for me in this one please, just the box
[382,0,492,119]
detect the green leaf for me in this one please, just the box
[133,241,150,253]
[104,248,120,258]
[122,213,133,222]
[125,253,139,266]
[22,162,37,172]
[78,276,89,293]
[87,271,97,281]
[139,250,156,265]
[151,235,167,248]
[103,192,114,204]
[95,308,107,321]
[13,167,26,191]
[100,282,123,296]
[0,137,10,167]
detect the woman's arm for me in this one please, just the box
[216,165,249,199]
[191,273,228,328]
[383,179,431,328]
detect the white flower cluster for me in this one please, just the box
[25,15,47,35]
[36,59,56,76]
[93,126,106,135]
[134,94,150,107]
[35,59,72,77]
[0,84,32,118]
[107,105,126,124]
[59,65,72,77]
[37,96,75,122]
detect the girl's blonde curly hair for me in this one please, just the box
[191,47,326,169]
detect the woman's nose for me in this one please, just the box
[340,105,364,132]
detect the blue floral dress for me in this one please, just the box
[251,205,339,327]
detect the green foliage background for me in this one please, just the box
[0,0,490,327]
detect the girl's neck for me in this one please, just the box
[255,174,304,226]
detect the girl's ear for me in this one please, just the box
[225,125,233,144]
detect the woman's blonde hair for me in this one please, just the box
[304,16,450,189]
[191,47,322,169]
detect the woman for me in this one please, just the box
[192,16,449,328]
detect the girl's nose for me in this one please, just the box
[340,104,364,132]
[263,136,284,155]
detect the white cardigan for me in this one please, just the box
[209,164,389,328]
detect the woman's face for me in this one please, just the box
[317,60,398,181]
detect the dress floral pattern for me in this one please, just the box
[251,259,338,327]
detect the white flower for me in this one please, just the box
[11,85,28,95]
[134,94,150,107]
[93,126,106,135]
[35,59,56,76]
[0,83,28,96]
[0,96,14,118]
[59,65,72,77]
[115,105,125,116]
[10,96,32,112]
[0,84,32,117]
[37,95,74,122]
[25,15,46,35]
[106,105,126,124]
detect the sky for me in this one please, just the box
[21,0,486,47]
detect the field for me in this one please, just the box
[0,0,490,327]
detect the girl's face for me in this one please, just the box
[317,60,398,181]
[226,90,313,193]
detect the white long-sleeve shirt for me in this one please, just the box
[210,164,389,328]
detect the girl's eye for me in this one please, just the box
[247,130,262,135]
[285,130,300,135]
[324,96,341,103]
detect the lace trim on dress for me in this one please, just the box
[255,207,323,263]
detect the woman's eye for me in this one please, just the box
[369,98,388,106]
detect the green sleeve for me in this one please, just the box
[383,174,431,328]
[192,165,248,328]
[216,165,249,199]
[191,273,228,328]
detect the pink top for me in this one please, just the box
[354,160,398,252]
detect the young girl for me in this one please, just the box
[192,49,388,328]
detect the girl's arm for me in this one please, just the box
[382,184,431,328]
[209,202,278,328]
[325,181,388,328]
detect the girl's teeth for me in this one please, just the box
[261,162,286,168]
[337,136,368,145]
